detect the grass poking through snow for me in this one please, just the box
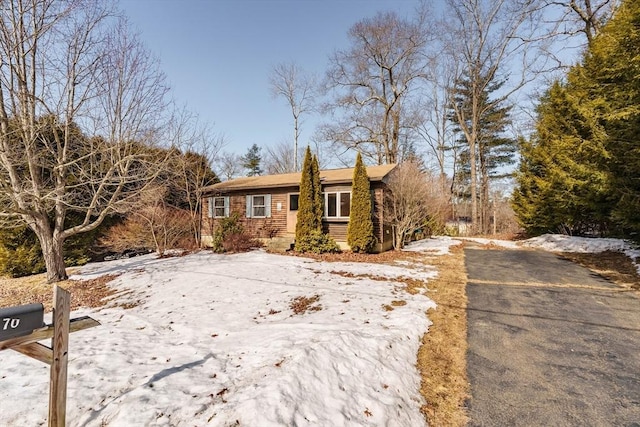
[418,243,470,426]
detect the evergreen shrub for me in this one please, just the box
[294,230,341,254]
[211,213,260,253]
[347,153,376,253]
[0,234,45,278]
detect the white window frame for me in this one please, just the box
[208,196,229,218]
[324,191,351,219]
[245,194,271,218]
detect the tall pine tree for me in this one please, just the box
[241,144,263,176]
[449,74,517,233]
[580,0,640,235]
[347,153,376,252]
[311,154,323,227]
[514,0,639,238]
[512,82,612,235]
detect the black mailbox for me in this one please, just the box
[0,303,45,341]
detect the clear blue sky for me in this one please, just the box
[119,0,424,157]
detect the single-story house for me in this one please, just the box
[201,164,397,252]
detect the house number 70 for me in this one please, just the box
[2,318,20,330]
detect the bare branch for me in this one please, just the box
[0,0,172,281]
[270,62,316,171]
[319,10,434,165]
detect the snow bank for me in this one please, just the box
[0,250,438,426]
[521,234,628,253]
[459,237,519,249]
[521,234,640,274]
[402,236,462,255]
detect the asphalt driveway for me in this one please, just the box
[465,247,640,427]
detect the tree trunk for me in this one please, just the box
[469,132,479,235]
[29,215,68,283]
[38,232,68,283]
[395,227,404,250]
[294,115,299,172]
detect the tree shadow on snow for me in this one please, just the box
[78,353,214,426]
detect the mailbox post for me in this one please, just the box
[0,286,99,427]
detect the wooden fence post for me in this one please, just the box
[48,286,70,427]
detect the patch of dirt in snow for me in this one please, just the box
[560,250,640,291]
[289,294,322,315]
[0,273,123,311]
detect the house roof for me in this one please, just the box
[204,163,397,193]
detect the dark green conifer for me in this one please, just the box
[295,147,340,252]
[347,153,376,253]
[241,143,263,176]
[295,147,317,248]
[512,83,611,235]
[513,0,640,238]
[311,154,323,229]
[579,0,640,235]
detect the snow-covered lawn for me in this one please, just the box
[0,243,453,426]
[2,234,636,426]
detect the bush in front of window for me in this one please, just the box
[211,213,262,253]
[294,229,341,254]
[222,233,263,253]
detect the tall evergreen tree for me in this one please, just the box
[294,147,339,253]
[579,0,640,235]
[241,144,263,176]
[449,74,517,233]
[295,147,321,248]
[512,82,612,235]
[347,153,376,252]
[513,0,639,238]
[311,154,323,227]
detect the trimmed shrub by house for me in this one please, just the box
[295,147,321,246]
[211,213,261,253]
[295,147,337,253]
[311,154,323,227]
[347,153,376,253]
[295,229,341,254]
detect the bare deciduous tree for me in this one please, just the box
[214,151,242,181]
[320,10,433,165]
[270,62,316,172]
[416,50,460,213]
[168,110,224,247]
[444,0,540,234]
[263,140,298,175]
[384,162,447,249]
[0,0,170,282]
[535,0,619,58]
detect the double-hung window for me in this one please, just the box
[324,191,350,219]
[246,194,271,218]
[208,196,229,218]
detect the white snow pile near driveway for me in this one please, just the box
[522,233,628,252]
[402,236,462,255]
[458,237,520,249]
[521,234,640,274]
[0,246,448,426]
